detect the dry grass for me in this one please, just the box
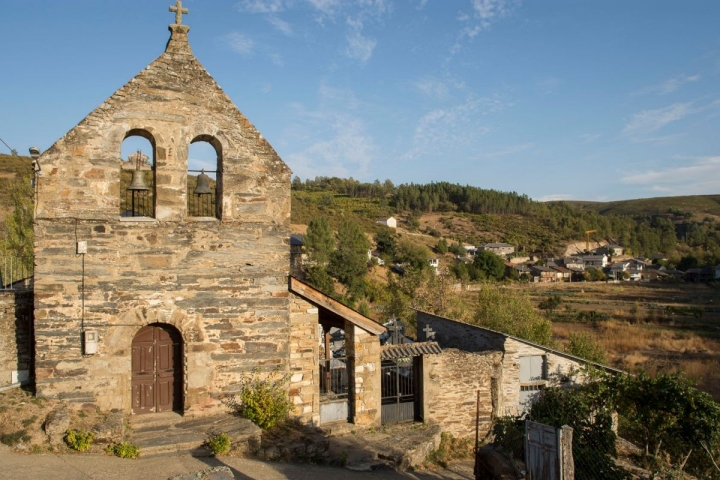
[553,319,720,400]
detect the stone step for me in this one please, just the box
[127,413,262,458]
[129,411,184,431]
[135,432,211,457]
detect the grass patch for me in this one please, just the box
[1,429,29,446]
[425,432,474,468]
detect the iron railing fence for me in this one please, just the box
[0,256,33,290]
[319,356,348,402]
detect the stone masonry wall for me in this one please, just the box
[33,25,291,414]
[0,290,33,386]
[418,311,587,417]
[288,293,320,425]
[346,325,381,426]
[423,349,502,439]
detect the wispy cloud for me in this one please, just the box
[283,84,377,179]
[307,0,342,16]
[623,99,720,140]
[449,0,519,59]
[580,133,602,143]
[236,0,285,14]
[269,52,284,66]
[623,102,694,136]
[620,156,720,195]
[634,74,701,95]
[537,76,562,95]
[471,0,516,26]
[267,16,293,35]
[482,142,534,158]
[539,194,574,202]
[223,32,255,56]
[345,31,377,64]
[414,76,450,100]
[404,95,509,159]
[285,113,376,179]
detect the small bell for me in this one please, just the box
[194,169,212,195]
[128,169,150,191]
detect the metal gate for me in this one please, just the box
[381,359,416,424]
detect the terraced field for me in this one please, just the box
[495,282,720,400]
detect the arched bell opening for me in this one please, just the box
[188,135,222,219]
[120,131,156,218]
[131,323,184,414]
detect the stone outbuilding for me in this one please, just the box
[417,311,622,438]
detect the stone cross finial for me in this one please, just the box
[169,0,189,25]
[423,324,436,341]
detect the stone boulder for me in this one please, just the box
[91,411,125,444]
[44,407,70,446]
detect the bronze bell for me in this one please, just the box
[128,169,150,191]
[194,169,212,195]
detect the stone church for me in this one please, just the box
[29,5,390,424]
[3,4,604,441]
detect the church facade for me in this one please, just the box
[33,14,294,416]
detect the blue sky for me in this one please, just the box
[1,0,719,201]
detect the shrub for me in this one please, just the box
[105,441,140,459]
[491,416,525,458]
[566,332,607,364]
[206,432,231,455]
[425,432,474,468]
[1,429,29,446]
[65,429,94,452]
[226,368,293,430]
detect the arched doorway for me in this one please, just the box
[131,324,183,414]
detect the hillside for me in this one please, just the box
[567,195,720,219]
[0,154,33,223]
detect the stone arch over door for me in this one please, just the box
[131,323,183,414]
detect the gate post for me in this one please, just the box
[559,425,574,480]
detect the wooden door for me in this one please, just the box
[131,324,182,414]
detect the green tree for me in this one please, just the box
[1,173,34,258]
[609,371,720,477]
[329,220,371,297]
[538,295,563,316]
[395,238,431,270]
[303,218,335,293]
[584,267,606,282]
[472,251,506,281]
[304,217,334,265]
[528,386,629,480]
[566,332,606,364]
[473,284,552,345]
[304,265,335,295]
[373,228,396,259]
[1,172,34,285]
[435,238,448,254]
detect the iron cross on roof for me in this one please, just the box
[169,0,189,25]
